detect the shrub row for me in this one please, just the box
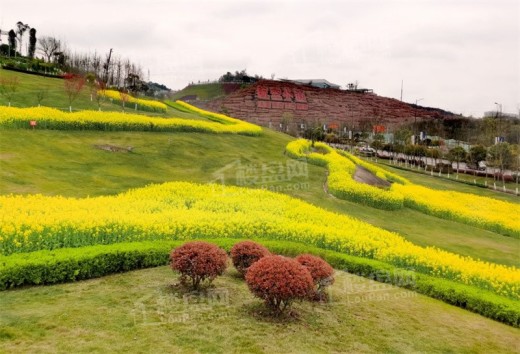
[0,239,517,327]
[0,241,179,289]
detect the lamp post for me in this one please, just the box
[494,102,502,143]
[414,98,424,144]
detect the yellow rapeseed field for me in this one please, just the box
[98,89,168,112]
[0,182,518,299]
[0,105,262,135]
[286,139,405,210]
[286,139,520,238]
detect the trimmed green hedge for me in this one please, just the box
[0,238,518,327]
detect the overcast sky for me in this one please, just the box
[1,0,518,117]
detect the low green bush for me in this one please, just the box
[0,238,517,327]
[0,241,179,289]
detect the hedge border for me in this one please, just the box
[0,238,517,327]
[1,65,63,79]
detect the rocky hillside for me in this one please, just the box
[200,80,459,132]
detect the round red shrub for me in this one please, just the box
[230,240,270,276]
[295,254,335,292]
[245,255,314,314]
[170,241,227,290]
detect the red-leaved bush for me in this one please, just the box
[230,240,270,276]
[245,255,314,314]
[295,254,335,300]
[170,241,227,290]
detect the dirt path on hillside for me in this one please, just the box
[353,166,391,188]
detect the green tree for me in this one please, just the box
[468,145,487,170]
[404,144,416,165]
[426,148,441,170]
[487,143,513,185]
[448,146,467,176]
[303,121,324,148]
[394,128,413,145]
[8,30,16,56]
[28,28,37,59]
[371,133,385,151]
[480,117,497,146]
[510,144,520,187]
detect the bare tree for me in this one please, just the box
[0,77,20,106]
[120,90,130,111]
[63,74,85,112]
[123,59,131,89]
[38,36,61,62]
[115,57,123,88]
[95,80,106,111]
[36,86,49,107]
[92,52,102,78]
[85,73,97,101]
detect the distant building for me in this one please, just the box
[444,139,471,152]
[483,111,519,119]
[281,79,341,89]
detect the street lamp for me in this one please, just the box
[414,98,424,144]
[494,102,502,143]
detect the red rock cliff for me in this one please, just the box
[200,80,458,132]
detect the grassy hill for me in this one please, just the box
[1,265,518,353]
[169,81,248,102]
[170,83,225,101]
[0,71,519,352]
[1,128,518,268]
[0,68,199,119]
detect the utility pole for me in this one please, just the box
[414,98,424,144]
[103,48,113,84]
[494,102,502,144]
[400,80,403,101]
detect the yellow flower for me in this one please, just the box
[0,181,518,299]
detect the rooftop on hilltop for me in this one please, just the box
[281,78,341,89]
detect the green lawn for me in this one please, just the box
[0,68,204,119]
[1,266,518,353]
[170,83,225,101]
[1,72,519,352]
[1,128,518,267]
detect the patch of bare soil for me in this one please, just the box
[93,144,133,153]
[353,165,391,188]
[0,153,16,160]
